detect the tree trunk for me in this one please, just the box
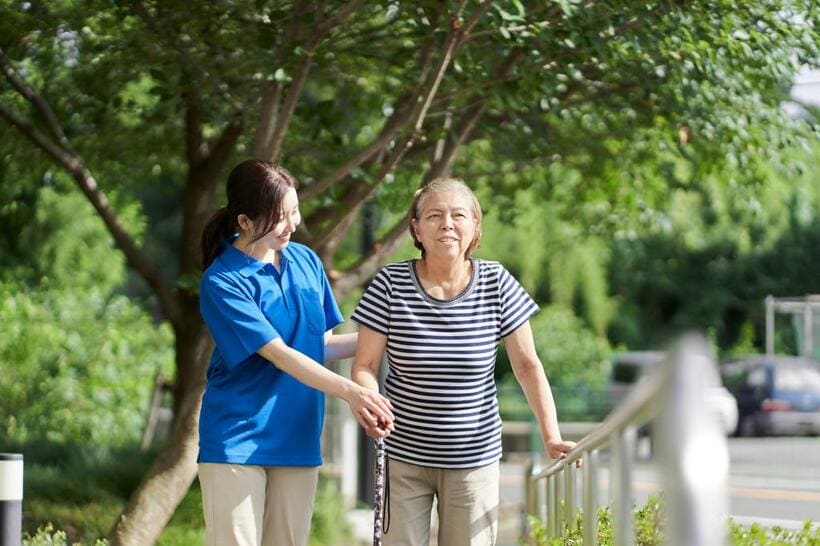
[110,305,211,546]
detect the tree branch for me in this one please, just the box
[196,113,244,183]
[331,212,412,297]
[297,7,446,201]
[307,2,494,257]
[266,50,314,162]
[0,100,182,326]
[251,81,283,158]
[183,87,205,165]
[316,0,368,36]
[331,99,485,296]
[254,0,368,162]
[0,48,71,149]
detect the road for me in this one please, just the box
[497,437,820,545]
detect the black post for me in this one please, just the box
[358,202,377,505]
[0,453,23,546]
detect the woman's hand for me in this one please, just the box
[546,439,581,467]
[345,385,394,438]
[546,438,575,460]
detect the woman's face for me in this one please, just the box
[412,189,477,261]
[248,186,301,251]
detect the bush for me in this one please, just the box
[528,494,820,545]
[0,281,174,445]
[23,523,108,546]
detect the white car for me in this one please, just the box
[606,351,738,435]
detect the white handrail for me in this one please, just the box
[525,332,729,546]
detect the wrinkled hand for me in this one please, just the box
[546,439,581,467]
[347,386,394,439]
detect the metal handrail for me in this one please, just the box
[525,332,730,546]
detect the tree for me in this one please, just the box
[1,1,815,543]
[607,142,820,351]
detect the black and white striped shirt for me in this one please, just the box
[351,259,539,468]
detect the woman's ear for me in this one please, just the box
[237,213,253,232]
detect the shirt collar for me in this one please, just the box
[219,239,290,278]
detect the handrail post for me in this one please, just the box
[611,426,636,546]
[552,469,563,537]
[546,475,555,538]
[524,452,542,542]
[657,333,729,546]
[583,449,599,546]
[564,463,575,532]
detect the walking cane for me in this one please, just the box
[372,437,389,546]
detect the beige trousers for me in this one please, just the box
[198,463,319,546]
[383,459,499,546]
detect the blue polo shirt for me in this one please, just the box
[198,241,343,466]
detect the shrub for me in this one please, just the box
[527,494,819,545]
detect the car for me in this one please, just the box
[720,355,820,437]
[606,351,739,436]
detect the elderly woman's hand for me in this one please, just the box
[546,439,581,467]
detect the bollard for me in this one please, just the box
[0,453,23,546]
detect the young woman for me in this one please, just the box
[198,159,393,546]
[351,177,575,546]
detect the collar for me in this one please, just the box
[219,240,289,278]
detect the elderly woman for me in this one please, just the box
[351,177,575,546]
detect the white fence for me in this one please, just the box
[525,333,730,546]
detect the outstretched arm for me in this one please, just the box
[503,321,576,460]
[324,331,358,361]
[258,337,393,433]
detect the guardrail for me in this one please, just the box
[524,333,730,546]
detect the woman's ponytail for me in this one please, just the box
[201,207,234,270]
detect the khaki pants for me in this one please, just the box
[383,459,499,546]
[198,463,319,546]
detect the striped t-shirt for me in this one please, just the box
[351,259,539,469]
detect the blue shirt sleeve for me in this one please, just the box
[319,265,344,332]
[200,274,281,368]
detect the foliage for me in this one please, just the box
[0,281,173,444]
[524,304,610,389]
[607,144,820,352]
[497,304,611,422]
[527,494,820,545]
[308,479,352,546]
[24,524,109,546]
[477,186,618,336]
[728,519,820,546]
[0,181,173,445]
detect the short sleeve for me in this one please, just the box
[319,264,344,332]
[498,265,539,338]
[200,275,280,368]
[351,268,392,336]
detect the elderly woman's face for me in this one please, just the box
[413,189,477,261]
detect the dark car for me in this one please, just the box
[720,355,820,437]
